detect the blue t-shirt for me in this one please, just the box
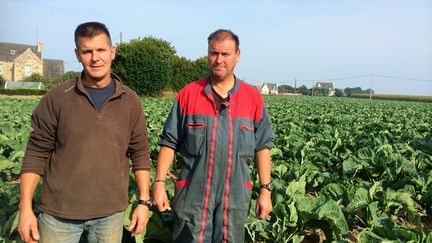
[85,79,115,112]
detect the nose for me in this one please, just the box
[91,50,100,62]
[216,54,223,63]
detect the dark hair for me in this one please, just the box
[74,22,112,48]
[207,29,240,50]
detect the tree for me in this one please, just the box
[278,85,294,93]
[335,88,345,97]
[191,56,209,81]
[113,37,176,96]
[171,56,192,92]
[344,87,373,97]
[297,85,311,95]
[312,87,329,96]
[54,71,81,84]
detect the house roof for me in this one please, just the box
[315,81,334,89]
[0,42,42,61]
[262,83,278,90]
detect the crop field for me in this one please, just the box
[1,96,431,242]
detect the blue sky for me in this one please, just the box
[1,0,431,95]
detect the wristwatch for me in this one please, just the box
[137,199,153,207]
[260,182,273,191]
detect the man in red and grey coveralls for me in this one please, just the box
[153,29,274,242]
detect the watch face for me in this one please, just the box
[268,183,273,190]
[261,183,273,191]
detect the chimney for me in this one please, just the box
[37,41,43,53]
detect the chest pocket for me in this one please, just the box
[183,118,207,156]
[238,123,255,159]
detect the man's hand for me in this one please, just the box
[18,209,40,243]
[152,183,171,212]
[256,189,272,220]
[128,204,150,237]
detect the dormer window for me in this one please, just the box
[10,50,16,55]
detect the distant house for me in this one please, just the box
[314,81,335,96]
[0,42,64,81]
[43,58,65,80]
[260,83,278,95]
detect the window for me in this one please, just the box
[24,64,32,76]
[0,64,3,75]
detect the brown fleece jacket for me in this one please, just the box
[21,73,151,220]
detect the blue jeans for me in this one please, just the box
[38,212,124,243]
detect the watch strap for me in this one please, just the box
[137,199,153,207]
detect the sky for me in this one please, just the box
[1,0,431,96]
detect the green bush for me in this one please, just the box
[23,73,48,83]
[170,56,209,92]
[0,89,46,96]
[54,71,81,84]
[113,37,176,96]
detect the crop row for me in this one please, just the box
[1,96,431,242]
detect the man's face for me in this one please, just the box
[75,33,115,87]
[207,38,240,82]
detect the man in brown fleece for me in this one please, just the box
[17,22,152,243]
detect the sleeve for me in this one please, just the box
[21,93,58,175]
[255,105,274,152]
[157,99,183,151]
[128,95,151,171]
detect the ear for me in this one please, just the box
[235,48,241,63]
[111,45,116,60]
[75,48,82,63]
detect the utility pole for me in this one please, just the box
[294,79,297,94]
[311,81,315,96]
[369,74,373,100]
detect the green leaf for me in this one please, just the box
[286,181,306,201]
[342,156,359,177]
[0,160,14,171]
[134,232,144,243]
[123,203,134,227]
[346,187,369,213]
[316,199,349,237]
[359,230,388,242]
[320,183,348,202]
[3,210,19,237]
[10,151,25,162]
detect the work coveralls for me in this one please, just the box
[158,77,274,243]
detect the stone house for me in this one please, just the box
[260,83,278,95]
[0,42,64,81]
[314,81,336,96]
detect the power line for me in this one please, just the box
[297,74,371,82]
[242,74,432,84]
[373,74,432,82]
